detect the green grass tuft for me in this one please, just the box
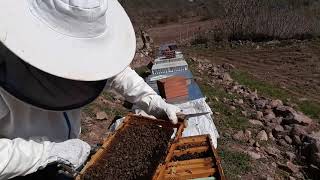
[199,81,249,130]
[82,105,96,118]
[230,70,289,100]
[188,58,249,130]
[298,101,320,119]
[100,91,115,101]
[134,66,151,79]
[230,70,320,120]
[199,78,248,130]
[219,149,252,180]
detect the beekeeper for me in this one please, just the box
[0,0,181,179]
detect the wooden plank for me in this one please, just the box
[161,81,187,87]
[174,141,210,150]
[152,164,166,180]
[164,168,217,179]
[167,158,213,167]
[165,164,214,174]
[173,122,185,142]
[176,135,208,145]
[122,114,132,124]
[209,138,226,180]
[165,144,178,163]
[159,76,187,83]
[173,146,209,157]
[165,93,189,99]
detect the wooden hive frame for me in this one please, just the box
[76,114,225,180]
[76,114,185,180]
[152,135,226,180]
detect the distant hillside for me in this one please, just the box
[120,0,320,29]
[119,0,223,28]
[121,0,320,43]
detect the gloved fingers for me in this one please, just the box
[165,105,182,125]
[57,163,80,178]
[134,108,157,120]
[49,139,91,170]
[146,95,182,124]
[70,140,91,169]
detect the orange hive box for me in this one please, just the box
[157,76,189,102]
[166,96,189,103]
[164,50,176,59]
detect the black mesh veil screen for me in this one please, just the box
[0,43,107,111]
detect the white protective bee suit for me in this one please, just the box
[0,0,181,179]
[0,67,181,179]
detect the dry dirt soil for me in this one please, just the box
[185,41,320,104]
[80,92,128,145]
[119,0,222,28]
[147,18,218,46]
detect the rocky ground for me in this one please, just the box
[188,56,320,179]
[185,40,320,105]
[80,91,128,145]
[80,52,320,179]
[80,29,320,179]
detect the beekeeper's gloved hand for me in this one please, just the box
[0,138,90,179]
[107,67,181,124]
[45,139,91,170]
[141,94,181,124]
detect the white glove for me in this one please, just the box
[143,95,181,124]
[106,67,181,124]
[0,138,90,179]
[44,139,91,170]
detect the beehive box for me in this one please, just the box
[76,115,224,180]
[153,135,225,180]
[76,114,185,180]
[164,50,176,59]
[157,76,189,103]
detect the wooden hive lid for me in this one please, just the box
[159,76,187,84]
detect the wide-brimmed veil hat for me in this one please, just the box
[0,0,136,111]
[0,0,136,81]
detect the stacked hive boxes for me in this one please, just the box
[164,50,176,59]
[157,76,189,103]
